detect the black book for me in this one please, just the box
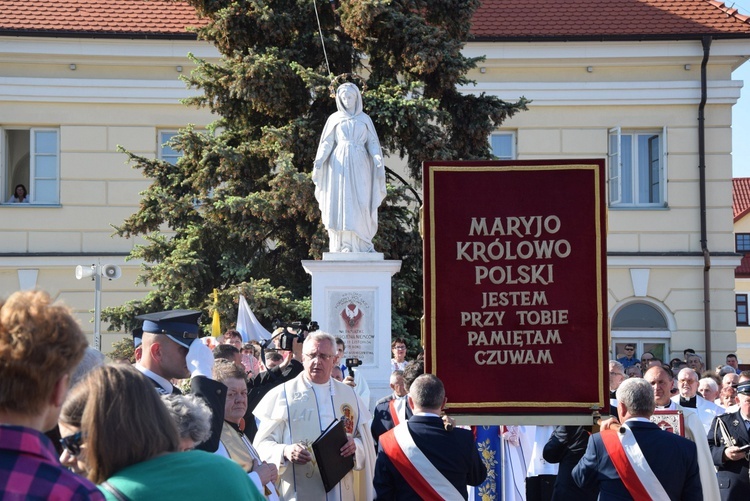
[312,419,354,492]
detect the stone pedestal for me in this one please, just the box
[302,254,401,409]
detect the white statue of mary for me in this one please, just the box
[313,82,386,253]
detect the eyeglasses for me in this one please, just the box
[641,358,653,362]
[394,346,406,350]
[60,431,83,457]
[609,371,625,377]
[304,352,333,361]
[625,348,634,351]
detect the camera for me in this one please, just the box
[345,357,362,377]
[345,358,362,369]
[272,319,319,351]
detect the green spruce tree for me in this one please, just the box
[104,0,527,349]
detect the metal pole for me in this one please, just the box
[94,268,102,352]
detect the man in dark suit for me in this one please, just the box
[708,380,750,500]
[543,426,596,501]
[373,374,486,500]
[371,369,414,449]
[134,309,226,452]
[572,377,702,500]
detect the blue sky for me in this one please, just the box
[734,59,750,177]
[732,1,750,178]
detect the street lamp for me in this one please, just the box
[75,263,121,351]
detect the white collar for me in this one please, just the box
[624,417,651,424]
[413,412,441,418]
[655,400,675,410]
[135,363,173,394]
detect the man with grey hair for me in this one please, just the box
[573,378,702,499]
[253,331,375,500]
[608,360,627,415]
[672,367,724,433]
[687,353,705,374]
[370,370,407,448]
[373,374,486,500]
[718,365,737,378]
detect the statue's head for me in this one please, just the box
[336,83,362,116]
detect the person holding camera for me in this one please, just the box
[243,348,304,443]
[335,337,371,408]
[253,332,376,500]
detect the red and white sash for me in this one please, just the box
[379,422,463,501]
[388,396,410,426]
[600,424,669,501]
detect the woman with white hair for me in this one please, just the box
[697,377,720,405]
[161,394,212,452]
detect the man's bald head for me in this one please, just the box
[139,331,190,380]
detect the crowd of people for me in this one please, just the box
[2,289,750,500]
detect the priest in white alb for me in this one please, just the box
[253,332,375,500]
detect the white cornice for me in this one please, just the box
[0,76,200,103]
[459,80,742,105]
[607,255,742,268]
[0,76,739,106]
[0,255,139,268]
[464,39,750,65]
[0,36,219,62]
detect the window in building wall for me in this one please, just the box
[608,127,667,208]
[159,130,181,165]
[611,302,670,362]
[490,131,516,160]
[737,294,749,326]
[736,234,750,252]
[2,127,60,204]
[160,130,216,207]
[612,302,668,329]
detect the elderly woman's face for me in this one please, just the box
[223,377,248,424]
[58,422,88,475]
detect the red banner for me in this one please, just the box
[422,160,608,416]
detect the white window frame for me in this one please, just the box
[490,131,516,160]
[611,336,670,363]
[607,127,667,208]
[1,126,60,205]
[158,130,181,165]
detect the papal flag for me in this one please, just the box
[211,289,222,337]
[236,294,272,343]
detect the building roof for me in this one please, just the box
[733,178,750,277]
[1,0,749,40]
[472,0,750,41]
[0,0,203,38]
[734,178,750,222]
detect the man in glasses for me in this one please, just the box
[0,290,104,499]
[671,368,724,434]
[253,332,376,500]
[616,343,639,369]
